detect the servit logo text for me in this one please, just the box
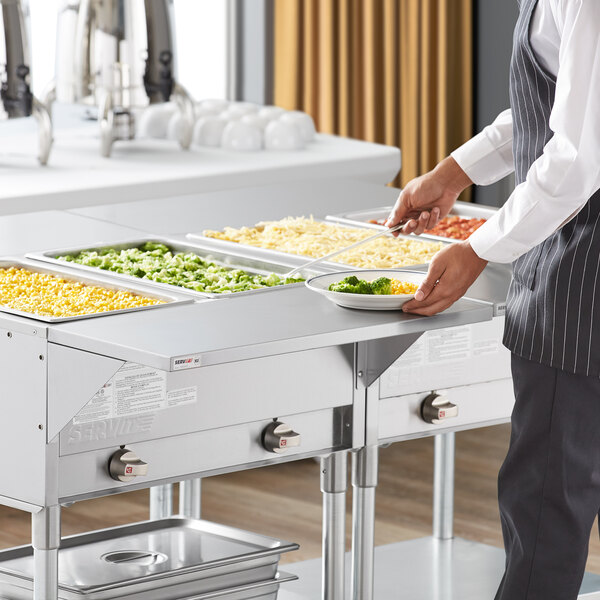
[66,415,155,444]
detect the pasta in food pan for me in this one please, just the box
[204,216,445,268]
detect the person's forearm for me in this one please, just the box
[431,157,473,196]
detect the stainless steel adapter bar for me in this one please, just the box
[32,506,60,600]
[433,432,455,540]
[179,478,202,520]
[149,484,174,520]
[351,445,378,600]
[320,452,348,600]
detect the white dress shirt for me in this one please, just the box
[451,0,600,263]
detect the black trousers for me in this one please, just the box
[495,354,600,600]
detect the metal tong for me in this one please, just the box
[285,222,405,279]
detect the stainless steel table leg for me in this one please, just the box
[433,432,455,540]
[320,452,348,600]
[351,446,378,600]
[149,484,174,520]
[32,505,60,600]
[179,479,202,519]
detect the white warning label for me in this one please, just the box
[167,386,197,408]
[73,364,197,424]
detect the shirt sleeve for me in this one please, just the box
[451,109,514,186]
[469,0,600,263]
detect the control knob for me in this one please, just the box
[262,421,301,454]
[420,393,458,424]
[108,448,148,482]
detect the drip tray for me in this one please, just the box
[0,518,298,600]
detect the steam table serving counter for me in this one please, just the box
[0,209,494,600]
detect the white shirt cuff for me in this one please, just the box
[468,215,530,263]
[451,131,514,186]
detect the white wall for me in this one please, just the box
[28,0,227,101]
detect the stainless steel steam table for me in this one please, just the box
[0,208,494,600]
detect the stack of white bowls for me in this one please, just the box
[137,100,317,152]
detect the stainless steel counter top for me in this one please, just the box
[46,286,492,370]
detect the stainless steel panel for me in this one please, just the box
[326,200,498,243]
[377,379,514,443]
[58,405,352,500]
[379,318,511,398]
[47,286,493,372]
[59,345,353,455]
[0,519,297,600]
[0,326,49,507]
[27,237,324,300]
[0,258,191,323]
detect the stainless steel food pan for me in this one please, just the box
[27,237,324,300]
[0,258,192,324]
[167,572,297,600]
[187,218,448,271]
[326,200,498,243]
[0,518,299,600]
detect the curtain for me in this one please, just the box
[273,0,473,189]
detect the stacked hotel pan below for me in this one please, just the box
[0,518,298,600]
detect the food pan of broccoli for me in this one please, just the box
[28,238,315,299]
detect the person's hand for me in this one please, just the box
[402,242,487,316]
[386,156,473,236]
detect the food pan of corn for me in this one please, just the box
[0,259,191,323]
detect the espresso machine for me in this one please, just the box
[0,0,53,165]
[46,0,194,157]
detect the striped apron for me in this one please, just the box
[503,0,600,376]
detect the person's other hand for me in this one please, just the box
[402,242,487,316]
[386,156,473,236]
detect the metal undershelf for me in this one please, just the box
[280,537,600,599]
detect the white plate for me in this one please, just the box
[306,269,426,311]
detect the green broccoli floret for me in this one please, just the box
[370,277,392,295]
[341,275,360,286]
[355,280,373,294]
[329,278,373,294]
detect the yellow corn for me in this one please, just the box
[0,267,163,318]
[390,279,419,295]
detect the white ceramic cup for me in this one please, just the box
[193,116,228,147]
[167,112,187,141]
[221,121,263,151]
[279,111,316,142]
[194,104,222,119]
[264,120,305,151]
[137,103,178,139]
[258,106,286,121]
[199,98,229,112]
[241,113,271,130]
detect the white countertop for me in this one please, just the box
[0,112,400,216]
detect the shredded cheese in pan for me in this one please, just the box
[204,217,444,268]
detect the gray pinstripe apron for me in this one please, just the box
[504,0,600,376]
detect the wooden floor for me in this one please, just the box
[1,423,599,573]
